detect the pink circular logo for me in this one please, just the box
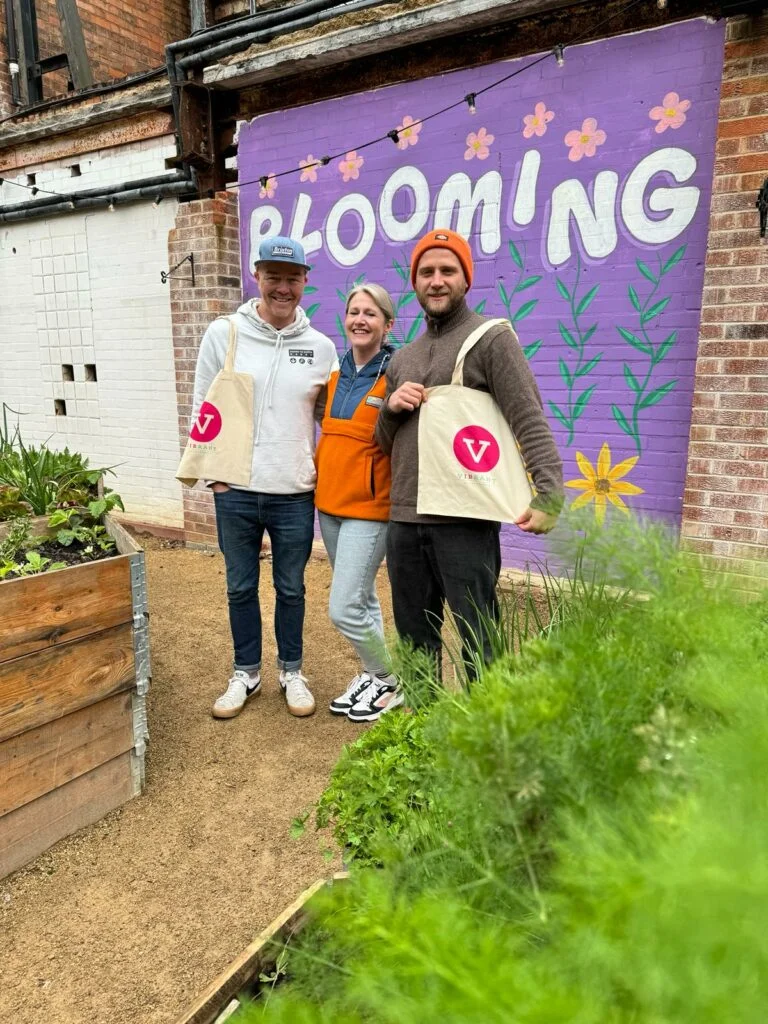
[453,425,500,473]
[190,401,222,442]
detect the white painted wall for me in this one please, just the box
[0,137,184,528]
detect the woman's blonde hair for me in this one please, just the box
[345,283,396,324]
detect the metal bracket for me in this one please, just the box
[129,552,151,693]
[757,178,768,239]
[161,252,195,286]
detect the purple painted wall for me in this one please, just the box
[238,18,725,567]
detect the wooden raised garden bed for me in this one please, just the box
[0,515,150,879]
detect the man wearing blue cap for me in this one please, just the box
[192,236,338,720]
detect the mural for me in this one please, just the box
[238,18,725,566]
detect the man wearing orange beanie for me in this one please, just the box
[374,227,563,679]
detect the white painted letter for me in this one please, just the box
[249,206,283,269]
[622,147,700,245]
[511,150,541,227]
[288,193,322,259]
[379,166,430,242]
[325,193,376,268]
[547,171,619,267]
[434,171,502,254]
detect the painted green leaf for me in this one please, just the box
[636,260,657,284]
[575,353,603,378]
[654,330,678,365]
[639,379,678,409]
[405,313,424,344]
[508,240,523,269]
[582,323,598,344]
[512,299,538,322]
[623,363,641,393]
[498,281,509,307]
[641,296,671,323]
[523,340,542,360]
[474,299,487,314]
[558,356,572,387]
[305,302,320,318]
[516,275,542,292]
[303,285,319,295]
[573,384,597,420]
[336,288,347,302]
[577,284,599,316]
[559,322,579,351]
[662,245,686,275]
[353,273,366,286]
[617,326,652,355]
[548,401,570,431]
[628,285,641,312]
[396,290,416,309]
[556,278,571,302]
[335,314,347,348]
[392,259,408,281]
[611,404,634,437]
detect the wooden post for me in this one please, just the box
[55,0,94,90]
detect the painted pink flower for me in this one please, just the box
[339,151,364,182]
[523,102,555,139]
[259,174,277,200]
[464,127,495,161]
[649,91,691,133]
[396,115,421,150]
[564,118,607,162]
[299,155,319,184]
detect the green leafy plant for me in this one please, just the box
[548,253,602,444]
[47,493,123,556]
[612,245,685,455]
[497,240,543,360]
[388,258,424,347]
[0,549,67,579]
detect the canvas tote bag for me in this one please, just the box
[417,319,533,524]
[176,317,254,487]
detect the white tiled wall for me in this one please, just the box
[0,136,184,528]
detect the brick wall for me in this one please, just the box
[681,13,768,592]
[169,192,242,546]
[1,0,190,101]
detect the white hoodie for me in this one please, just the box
[192,300,338,494]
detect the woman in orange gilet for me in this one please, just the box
[315,284,402,723]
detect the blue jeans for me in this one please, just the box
[214,488,315,672]
[319,513,389,677]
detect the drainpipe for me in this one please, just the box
[5,0,22,106]
[0,175,194,223]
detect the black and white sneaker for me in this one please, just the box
[329,672,372,715]
[347,677,404,723]
[212,670,261,719]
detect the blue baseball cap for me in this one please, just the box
[255,235,310,270]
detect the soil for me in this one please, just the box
[35,540,116,568]
[0,538,390,1024]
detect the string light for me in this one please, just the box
[66,200,75,210]
[259,175,268,190]
[108,198,116,212]
[656,0,667,9]
[387,129,400,145]
[153,195,163,207]
[554,44,565,68]
[464,93,477,115]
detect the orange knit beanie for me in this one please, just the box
[410,229,474,289]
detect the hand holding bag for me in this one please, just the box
[416,319,533,524]
[176,317,254,488]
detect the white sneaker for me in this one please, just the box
[329,672,372,716]
[212,669,261,719]
[279,669,316,717]
[347,677,404,723]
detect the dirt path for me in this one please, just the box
[1,540,388,1024]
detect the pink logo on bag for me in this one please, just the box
[190,402,222,442]
[453,425,500,473]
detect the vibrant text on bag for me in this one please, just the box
[190,401,223,442]
[453,425,500,473]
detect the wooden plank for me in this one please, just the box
[0,622,136,743]
[0,691,134,818]
[105,513,141,556]
[0,555,132,664]
[175,876,349,1024]
[55,0,94,90]
[0,751,135,880]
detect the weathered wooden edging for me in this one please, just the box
[175,872,348,1024]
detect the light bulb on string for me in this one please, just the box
[656,0,667,9]
[387,129,400,145]
[553,44,565,68]
[464,93,477,115]
[108,198,116,212]
[153,195,163,207]
[66,200,75,210]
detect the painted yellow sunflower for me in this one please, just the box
[565,443,644,525]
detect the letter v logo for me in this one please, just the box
[190,401,222,442]
[453,425,500,473]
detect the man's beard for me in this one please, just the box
[422,291,464,321]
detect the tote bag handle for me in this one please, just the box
[451,318,510,386]
[221,316,238,374]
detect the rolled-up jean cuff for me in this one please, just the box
[234,661,261,673]
[277,657,302,672]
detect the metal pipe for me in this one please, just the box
[0,171,188,213]
[176,0,401,71]
[0,179,194,223]
[5,0,22,106]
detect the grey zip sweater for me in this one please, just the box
[374,300,563,524]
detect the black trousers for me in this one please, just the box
[386,520,501,678]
